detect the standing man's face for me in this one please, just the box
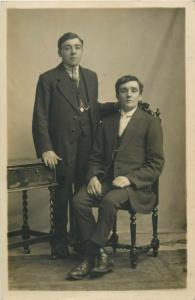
[58,38,83,67]
[117,80,142,112]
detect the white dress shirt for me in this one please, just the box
[63,64,80,81]
[118,106,137,136]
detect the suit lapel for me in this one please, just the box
[118,108,143,152]
[56,63,79,111]
[109,112,121,151]
[80,67,92,104]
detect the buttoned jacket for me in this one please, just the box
[86,108,165,213]
[32,63,99,177]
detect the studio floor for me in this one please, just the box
[8,231,186,291]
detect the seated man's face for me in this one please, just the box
[117,80,142,112]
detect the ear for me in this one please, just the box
[58,49,62,58]
[139,94,143,101]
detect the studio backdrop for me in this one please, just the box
[7,8,185,235]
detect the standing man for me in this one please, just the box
[67,74,164,280]
[32,32,114,258]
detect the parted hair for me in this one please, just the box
[115,75,144,95]
[58,32,83,49]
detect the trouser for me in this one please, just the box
[53,127,92,243]
[72,181,133,247]
[53,178,72,242]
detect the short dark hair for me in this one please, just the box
[58,32,83,49]
[115,75,144,95]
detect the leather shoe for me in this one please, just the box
[66,258,94,280]
[90,249,114,277]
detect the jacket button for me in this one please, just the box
[73,116,77,120]
[72,129,76,132]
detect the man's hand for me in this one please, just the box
[112,176,131,188]
[87,176,102,197]
[42,151,62,169]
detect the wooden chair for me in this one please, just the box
[106,181,159,269]
[106,101,161,268]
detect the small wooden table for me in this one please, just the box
[8,159,58,254]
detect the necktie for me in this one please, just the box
[72,68,79,88]
[118,114,131,136]
[71,68,87,112]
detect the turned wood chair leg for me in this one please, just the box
[129,212,137,268]
[151,207,160,257]
[108,217,118,252]
[112,217,118,252]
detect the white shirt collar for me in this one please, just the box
[63,64,79,73]
[120,106,138,117]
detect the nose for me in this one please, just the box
[127,90,132,97]
[71,47,77,54]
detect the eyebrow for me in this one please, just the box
[120,87,138,90]
[63,43,82,47]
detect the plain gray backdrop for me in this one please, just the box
[7,8,185,236]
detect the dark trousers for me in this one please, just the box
[53,178,72,242]
[72,181,132,247]
[53,127,92,243]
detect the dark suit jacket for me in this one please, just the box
[86,108,164,214]
[32,63,99,177]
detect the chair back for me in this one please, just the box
[138,101,161,118]
[138,101,161,206]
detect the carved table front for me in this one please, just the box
[8,159,58,254]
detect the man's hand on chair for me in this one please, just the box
[87,176,102,197]
[42,150,62,169]
[112,176,131,188]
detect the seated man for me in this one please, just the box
[67,74,164,280]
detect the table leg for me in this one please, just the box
[22,190,30,254]
[49,187,55,235]
[49,186,55,259]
